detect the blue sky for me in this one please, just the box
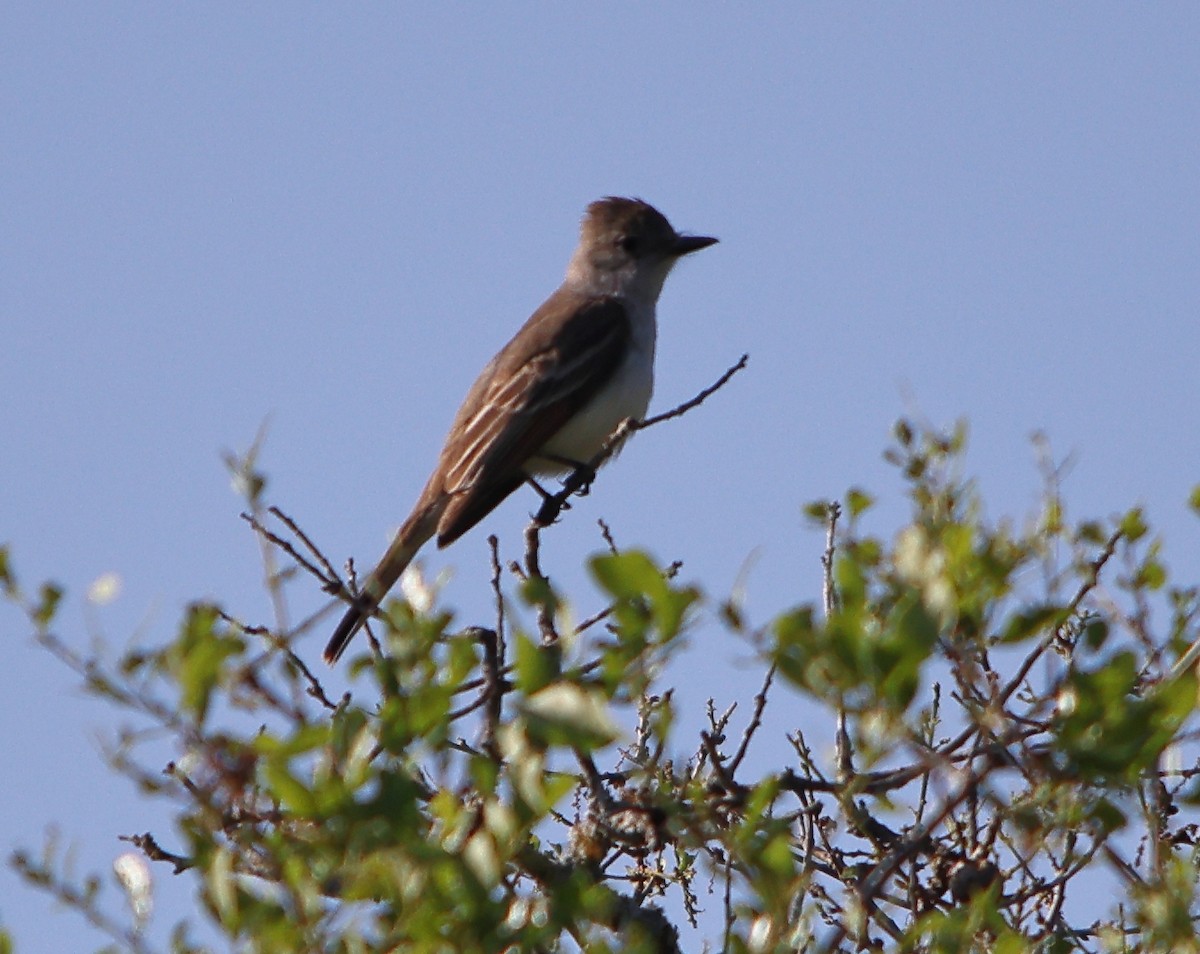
[3,6,1199,950]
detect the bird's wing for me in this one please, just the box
[433,293,631,546]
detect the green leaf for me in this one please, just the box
[771,605,819,690]
[1057,653,1196,781]
[34,581,63,627]
[802,499,834,523]
[169,603,244,723]
[514,631,559,694]
[759,828,796,880]
[1083,617,1110,650]
[846,487,874,517]
[590,551,698,643]
[772,592,939,713]
[1136,557,1167,590]
[1119,507,1148,541]
[832,554,867,609]
[876,595,939,707]
[591,550,661,599]
[263,761,318,815]
[0,545,13,596]
[849,536,883,566]
[1089,797,1127,834]
[254,723,330,759]
[520,573,559,616]
[375,694,419,752]
[445,628,482,685]
[998,603,1067,644]
[518,682,619,752]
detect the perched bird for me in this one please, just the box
[324,197,717,664]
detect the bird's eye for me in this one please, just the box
[618,235,640,254]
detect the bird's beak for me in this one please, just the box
[672,234,719,256]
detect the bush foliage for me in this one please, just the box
[6,419,1200,952]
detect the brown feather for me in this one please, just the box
[430,292,632,545]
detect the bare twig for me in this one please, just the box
[523,523,559,645]
[269,506,340,583]
[240,511,335,594]
[534,354,748,528]
[821,501,854,783]
[814,763,992,954]
[121,831,193,874]
[478,617,504,759]
[821,501,841,618]
[215,610,338,712]
[641,353,749,427]
[728,662,776,775]
[598,518,619,554]
[999,527,1122,708]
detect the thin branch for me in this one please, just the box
[478,535,508,759]
[818,501,854,784]
[121,831,193,874]
[269,506,340,583]
[728,662,776,775]
[534,354,748,528]
[240,511,334,594]
[216,610,337,713]
[478,622,504,761]
[523,523,559,645]
[821,501,841,618]
[640,353,749,427]
[814,763,991,954]
[997,526,1122,708]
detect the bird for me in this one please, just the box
[324,197,717,664]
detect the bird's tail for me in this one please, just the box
[323,504,441,665]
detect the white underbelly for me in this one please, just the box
[530,342,654,474]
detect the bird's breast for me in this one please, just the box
[531,305,656,472]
